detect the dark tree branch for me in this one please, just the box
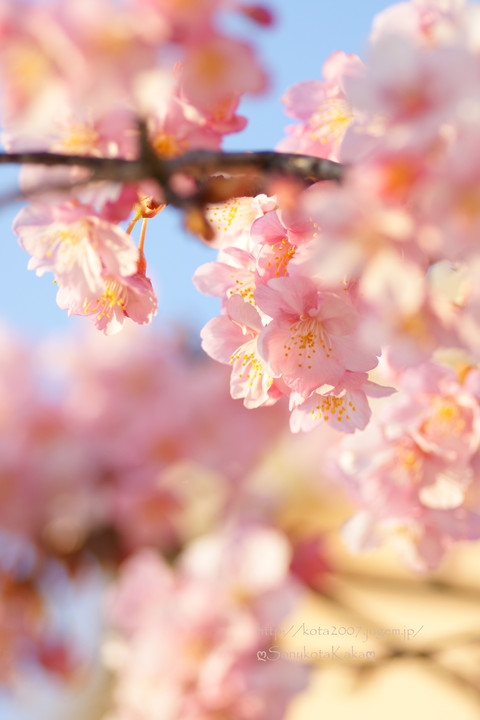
[0,149,345,185]
[339,569,480,604]
[0,133,346,211]
[168,149,345,184]
[0,121,346,241]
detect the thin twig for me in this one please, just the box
[339,569,480,604]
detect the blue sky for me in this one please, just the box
[0,0,394,339]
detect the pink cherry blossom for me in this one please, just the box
[53,0,161,115]
[108,529,309,720]
[193,246,259,309]
[202,195,275,250]
[0,1,77,131]
[179,523,300,619]
[358,251,459,368]
[130,0,220,39]
[277,51,363,162]
[342,34,475,154]
[294,175,421,285]
[332,361,480,569]
[145,93,228,159]
[201,294,278,408]
[290,370,395,434]
[179,34,268,114]
[250,209,304,281]
[60,270,158,335]
[342,505,480,572]
[255,276,379,398]
[13,202,140,306]
[370,0,468,47]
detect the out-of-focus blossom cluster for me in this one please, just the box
[106,529,309,720]
[333,360,480,570]
[0,322,324,719]
[0,323,287,562]
[2,0,270,333]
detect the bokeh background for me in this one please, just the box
[2,2,480,720]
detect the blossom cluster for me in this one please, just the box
[194,199,395,435]
[8,0,480,440]
[1,328,480,715]
[333,359,480,570]
[0,322,324,718]
[6,1,480,716]
[0,324,286,562]
[3,0,269,333]
[107,530,309,720]
[195,0,480,434]
[2,0,480,587]
[188,0,480,567]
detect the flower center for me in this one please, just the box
[83,280,127,320]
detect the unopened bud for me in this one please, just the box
[237,4,275,26]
